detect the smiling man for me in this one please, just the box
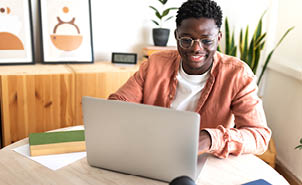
[109,0,271,158]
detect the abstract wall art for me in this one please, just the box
[0,0,34,65]
[39,0,94,63]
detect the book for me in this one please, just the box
[242,179,272,185]
[29,130,86,156]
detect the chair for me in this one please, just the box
[257,139,276,168]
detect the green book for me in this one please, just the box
[29,130,86,156]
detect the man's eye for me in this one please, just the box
[201,39,213,45]
[181,38,192,44]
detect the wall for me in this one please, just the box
[30,0,270,62]
[263,63,302,181]
[262,0,302,181]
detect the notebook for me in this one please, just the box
[82,96,202,182]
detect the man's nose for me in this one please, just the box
[191,40,204,51]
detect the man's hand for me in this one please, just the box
[198,131,211,155]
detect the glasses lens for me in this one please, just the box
[180,38,192,49]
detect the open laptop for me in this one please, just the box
[82,96,203,182]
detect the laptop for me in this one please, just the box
[82,96,202,182]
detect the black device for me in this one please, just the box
[111,52,137,64]
[169,176,196,185]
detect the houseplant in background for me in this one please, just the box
[296,138,302,150]
[218,12,294,168]
[149,0,178,46]
[218,12,294,85]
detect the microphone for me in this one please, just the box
[169,176,196,185]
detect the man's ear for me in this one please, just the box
[174,29,178,39]
[217,31,222,42]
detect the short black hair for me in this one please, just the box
[176,0,223,28]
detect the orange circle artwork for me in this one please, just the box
[63,6,69,13]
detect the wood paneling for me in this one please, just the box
[0,65,75,146]
[0,63,139,146]
[68,62,138,125]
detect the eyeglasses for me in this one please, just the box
[176,32,219,49]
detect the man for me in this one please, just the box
[109,0,271,158]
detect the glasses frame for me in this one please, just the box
[176,31,220,49]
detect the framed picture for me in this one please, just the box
[39,0,94,64]
[0,0,35,65]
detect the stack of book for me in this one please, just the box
[29,130,86,156]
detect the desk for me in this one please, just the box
[0,127,289,185]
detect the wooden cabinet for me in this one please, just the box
[0,64,75,146]
[0,62,139,147]
[68,62,138,125]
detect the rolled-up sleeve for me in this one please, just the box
[203,76,271,158]
[108,61,149,102]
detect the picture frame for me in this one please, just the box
[39,0,94,64]
[0,0,35,65]
[112,52,137,65]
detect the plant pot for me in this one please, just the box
[152,28,170,46]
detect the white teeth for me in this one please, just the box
[192,55,205,59]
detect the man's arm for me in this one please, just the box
[202,76,271,158]
[108,61,149,102]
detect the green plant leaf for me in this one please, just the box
[241,26,249,62]
[300,138,302,144]
[247,33,255,67]
[162,8,178,18]
[230,46,237,57]
[158,0,168,5]
[257,26,294,85]
[231,31,237,56]
[149,6,162,19]
[165,16,173,22]
[239,29,243,55]
[253,11,266,40]
[225,17,230,54]
[295,145,302,150]
[217,45,221,52]
[252,47,261,73]
[255,33,266,47]
[149,6,159,13]
[152,20,159,26]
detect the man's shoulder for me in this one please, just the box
[149,50,179,62]
[147,50,180,68]
[215,52,255,77]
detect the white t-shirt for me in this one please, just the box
[171,63,210,111]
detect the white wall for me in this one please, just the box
[30,0,271,62]
[262,0,302,181]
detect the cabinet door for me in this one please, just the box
[70,62,138,125]
[0,72,75,146]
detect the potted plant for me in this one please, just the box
[218,13,294,85]
[296,138,302,150]
[218,13,294,168]
[149,0,178,46]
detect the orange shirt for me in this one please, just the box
[108,50,271,158]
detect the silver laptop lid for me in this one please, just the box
[82,96,200,182]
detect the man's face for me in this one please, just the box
[175,18,221,75]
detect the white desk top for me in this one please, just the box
[0,127,289,185]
